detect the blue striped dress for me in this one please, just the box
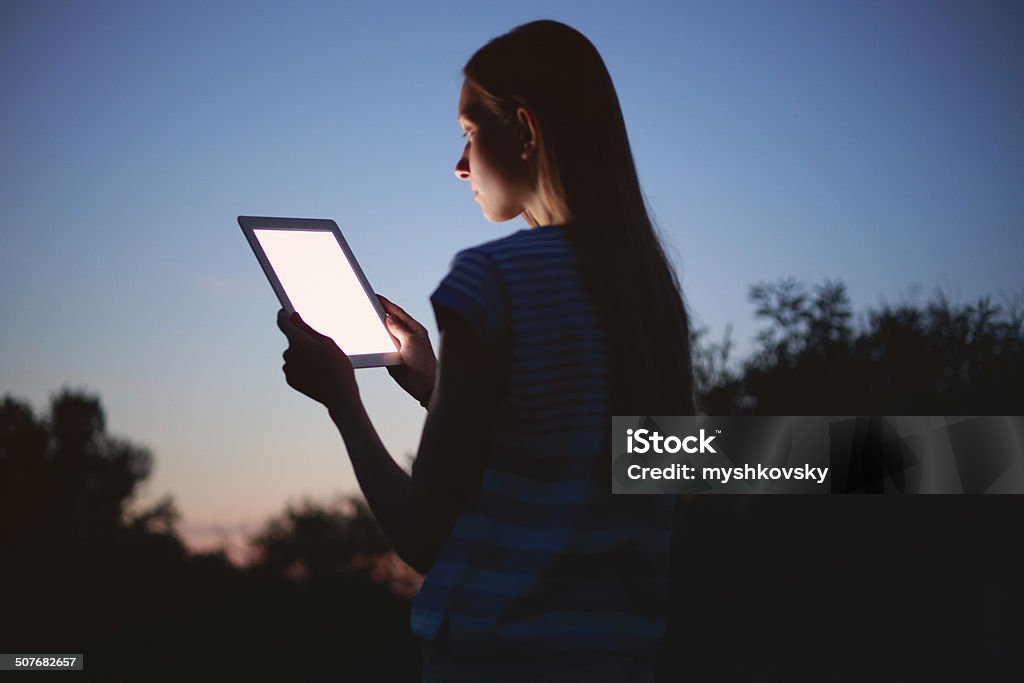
[412,226,675,661]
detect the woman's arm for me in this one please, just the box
[279,309,495,574]
[396,311,497,571]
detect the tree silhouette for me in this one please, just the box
[0,390,178,549]
[5,281,1020,681]
[670,280,1023,681]
[1,389,193,677]
[250,496,390,581]
[693,279,1024,414]
[0,390,422,680]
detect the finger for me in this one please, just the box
[378,295,418,329]
[277,308,306,345]
[392,309,424,340]
[382,317,401,348]
[385,313,414,345]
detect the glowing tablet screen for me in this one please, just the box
[252,229,395,356]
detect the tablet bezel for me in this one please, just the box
[238,215,402,368]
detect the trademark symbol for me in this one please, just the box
[716,430,722,434]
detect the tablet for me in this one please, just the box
[238,216,401,368]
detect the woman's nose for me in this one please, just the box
[454,152,470,180]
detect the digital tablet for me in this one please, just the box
[238,216,401,368]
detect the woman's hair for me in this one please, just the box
[465,20,696,415]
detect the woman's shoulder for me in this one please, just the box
[457,226,568,261]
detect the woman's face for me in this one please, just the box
[455,80,532,222]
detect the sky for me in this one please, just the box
[2,0,1022,556]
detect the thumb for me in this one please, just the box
[385,314,412,343]
[292,312,330,342]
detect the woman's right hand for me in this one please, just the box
[378,294,437,407]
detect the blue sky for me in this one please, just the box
[2,0,1021,551]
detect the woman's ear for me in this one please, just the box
[515,106,540,160]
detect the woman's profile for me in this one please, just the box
[276,19,695,681]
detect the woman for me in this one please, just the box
[277,20,695,681]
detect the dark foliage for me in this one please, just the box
[250,497,391,583]
[694,279,1024,414]
[0,390,419,681]
[669,282,1023,681]
[4,283,1021,680]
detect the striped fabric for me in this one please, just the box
[412,226,675,658]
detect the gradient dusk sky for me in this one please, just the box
[2,0,1021,554]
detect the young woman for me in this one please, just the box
[277,20,695,682]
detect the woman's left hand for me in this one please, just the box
[277,309,358,412]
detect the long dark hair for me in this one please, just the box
[465,20,695,415]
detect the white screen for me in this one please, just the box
[254,229,395,356]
